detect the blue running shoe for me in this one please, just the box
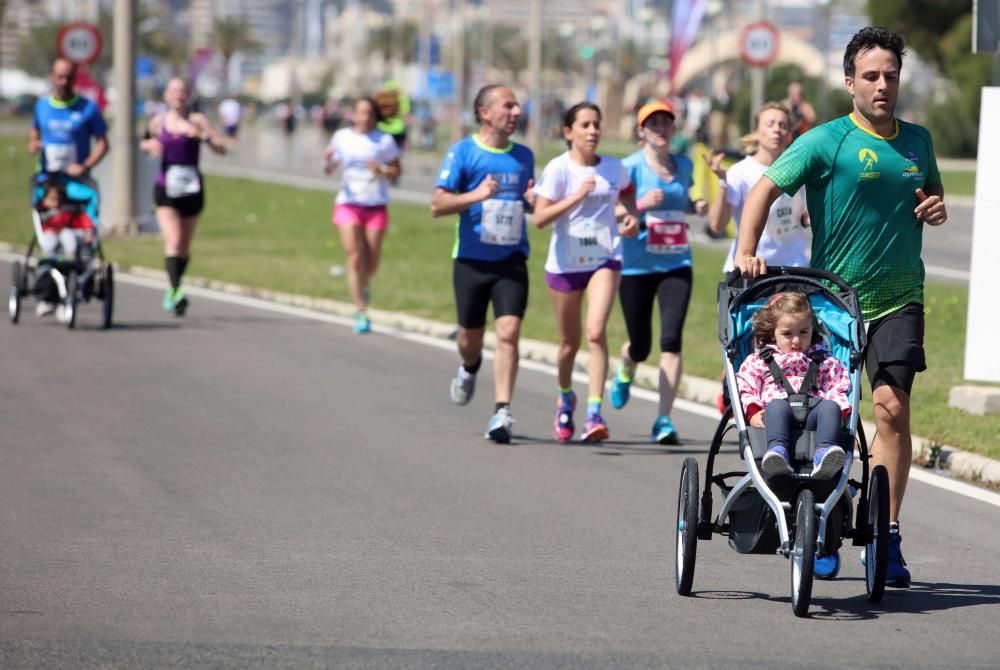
[814,551,841,580]
[609,371,631,409]
[162,288,176,312]
[812,444,846,479]
[886,531,911,588]
[651,415,679,445]
[761,445,793,478]
[485,408,514,444]
[353,311,371,334]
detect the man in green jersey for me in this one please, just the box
[735,27,948,588]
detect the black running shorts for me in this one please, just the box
[154,185,205,218]
[452,253,529,329]
[864,302,926,394]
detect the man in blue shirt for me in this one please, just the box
[28,58,109,219]
[431,85,535,444]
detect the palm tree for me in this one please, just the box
[210,16,260,95]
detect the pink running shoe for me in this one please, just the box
[581,413,609,442]
[553,393,576,443]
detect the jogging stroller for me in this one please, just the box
[674,266,889,617]
[8,172,114,329]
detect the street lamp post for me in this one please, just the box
[110,0,135,234]
[527,0,541,153]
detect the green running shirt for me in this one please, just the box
[766,114,941,320]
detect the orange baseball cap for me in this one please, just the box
[637,101,676,126]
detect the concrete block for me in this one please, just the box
[948,385,1000,416]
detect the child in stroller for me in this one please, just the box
[735,291,851,480]
[34,182,96,317]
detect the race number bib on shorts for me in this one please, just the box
[480,198,524,245]
[566,218,612,269]
[645,209,689,254]
[343,165,382,202]
[165,165,202,197]
[44,144,77,172]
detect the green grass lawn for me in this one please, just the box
[939,170,976,197]
[1,137,997,460]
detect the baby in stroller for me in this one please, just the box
[34,182,96,317]
[735,291,851,479]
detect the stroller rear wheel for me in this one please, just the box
[866,465,890,602]
[101,264,114,329]
[64,271,78,330]
[9,261,24,323]
[791,489,816,617]
[675,457,699,596]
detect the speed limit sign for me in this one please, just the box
[57,23,102,66]
[740,21,780,67]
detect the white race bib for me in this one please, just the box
[343,165,382,203]
[165,165,201,197]
[44,144,76,172]
[645,209,689,254]
[566,218,612,269]
[480,199,524,246]
[767,199,798,239]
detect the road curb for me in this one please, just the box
[90,253,1000,490]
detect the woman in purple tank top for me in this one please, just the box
[139,78,226,316]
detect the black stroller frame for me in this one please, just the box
[675,266,890,617]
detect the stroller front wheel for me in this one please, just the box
[64,271,78,330]
[9,261,23,323]
[791,489,817,617]
[675,457,700,596]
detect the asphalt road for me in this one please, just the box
[1,257,998,669]
[203,125,976,283]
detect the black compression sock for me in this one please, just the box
[463,357,482,375]
[165,256,183,290]
[495,402,510,413]
[179,256,190,278]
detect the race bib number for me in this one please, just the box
[480,198,524,246]
[343,165,382,202]
[645,209,689,254]
[44,144,76,172]
[767,199,797,239]
[566,218,613,269]
[165,165,202,197]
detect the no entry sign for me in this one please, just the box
[57,23,102,66]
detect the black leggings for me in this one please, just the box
[618,267,693,362]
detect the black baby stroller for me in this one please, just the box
[674,267,889,617]
[8,172,114,329]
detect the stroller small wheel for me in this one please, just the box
[9,261,23,323]
[866,465,890,602]
[101,264,114,329]
[675,456,700,596]
[64,271,78,330]
[791,489,817,617]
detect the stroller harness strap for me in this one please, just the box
[759,348,828,423]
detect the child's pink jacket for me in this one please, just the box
[736,343,851,421]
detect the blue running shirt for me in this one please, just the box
[33,96,108,173]
[435,135,535,262]
[620,150,694,275]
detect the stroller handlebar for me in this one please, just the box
[725,266,854,294]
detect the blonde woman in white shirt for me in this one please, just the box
[533,102,641,443]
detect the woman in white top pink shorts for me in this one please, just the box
[323,97,402,333]
[533,102,641,443]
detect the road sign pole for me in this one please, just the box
[110,0,136,234]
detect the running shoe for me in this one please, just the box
[35,301,56,317]
[761,445,793,478]
[581,413,609,442]
[485,408,514,444]
[353,311,371,334]
[162,288,176,312]
[55,304,68,323]
[886,531,912,588]
[814,551,841,580]
[811,444,846,479]
[172,288,189,317]
[553,393,576,443]
[450,366,476,406]
[609,371,631,409]
[651,415,679,445]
